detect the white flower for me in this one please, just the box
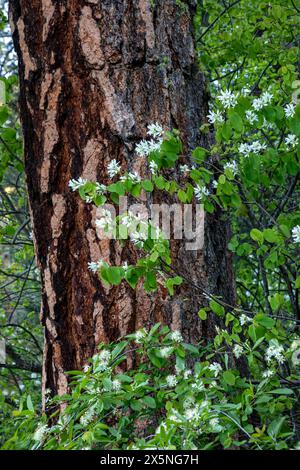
[246,110,258,125]
[194,184,210,201]
[147,122,164,139]
[96,209,114,231]
[290,339,300,351]
[33,424,48,442]
[224,161,238,175]
[170,330,183,343]
[135,329,147,343]
[262,118,276,131]
[184,369,192,379]
[160,347,173,358]
[184,408,198,421]
[250,140,267,154]
[93,350,111,372]
[240,314,252,326]
[292,225,300,243]
[233,344,243,359]
[88,260,104,273]
[209,362,222,377]
[179,164,190,174]
[136,140,150,157]
[238,143,251,157]
[191,380,205,391]
[130,228,148,247]
[80,408,96,426]
[207,109,224,124]
[111,379,121,391]
[122,261,129,273]
[149,160,158,174]
[121,171,141,183]
[252,91,273,111]
[107,159,121,178]
[148,138,163,153]
[166,374,178,387]
[83,364,90,373]
[209,418,223,432]
[96,183,106,194]
[252,98,264,111]
[284,103,296,118]
[69,177,87,191]
[265,341,285,364]
[212,180,218,189]
[217,90,238,108]
[285,134,299,149]
[262,369,274,379]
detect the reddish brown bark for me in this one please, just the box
[10,0,235,397]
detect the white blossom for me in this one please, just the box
[217,89,238,108]
[233,344,243,359]
[209,362,222,377]
[107,159,121,178]
[135,329,147,343]
[262,369,274,379]
[290,339,300,351]
[121,171,141,183]
[245,110,258,125]
[240,314,252,326]
[80,408,96,426]
[149,160,158,174]
[96,209,114,231]
[184,369,192,379]
[111,379,121,391]
[207,109,224,124]
[96,183,106,194]
[284,103,296,118]
[212,180,218,189]
[160,347,173,358]
[292,225,300,243]
[33,425,48,442]
[179,164,190,174]
[194,184,210,201]
[250,140,267,154]
[252,91,273,110]
[166,375,178,387]
[69,177,87,191]
[285,134,299,149]
[170,330,183,343]
[238,142,252,157]
[209,418,223,432]
[191,380,205,391]
[136,140,150,157]
[88,260,104,273]
[224,161,238,175]
[147,122,164,139]
[122,261,129,273]
[265,341,285,364]
[93,350,111,372]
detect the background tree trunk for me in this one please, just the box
[9,0,235,397]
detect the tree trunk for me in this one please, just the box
[9,0,235,397]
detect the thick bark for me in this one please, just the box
[10,0,235,397]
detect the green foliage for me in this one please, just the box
[2,323,299,450]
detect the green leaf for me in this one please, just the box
[254,313,275,329]
[222,370,236,386]
[269,388,294,395]
[142,396,156,409]
[209,299,225,317]
[198,309,207,320]
[142,179,154,192]
[250,228,264,245]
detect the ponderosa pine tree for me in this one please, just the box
[9,0,235,397]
